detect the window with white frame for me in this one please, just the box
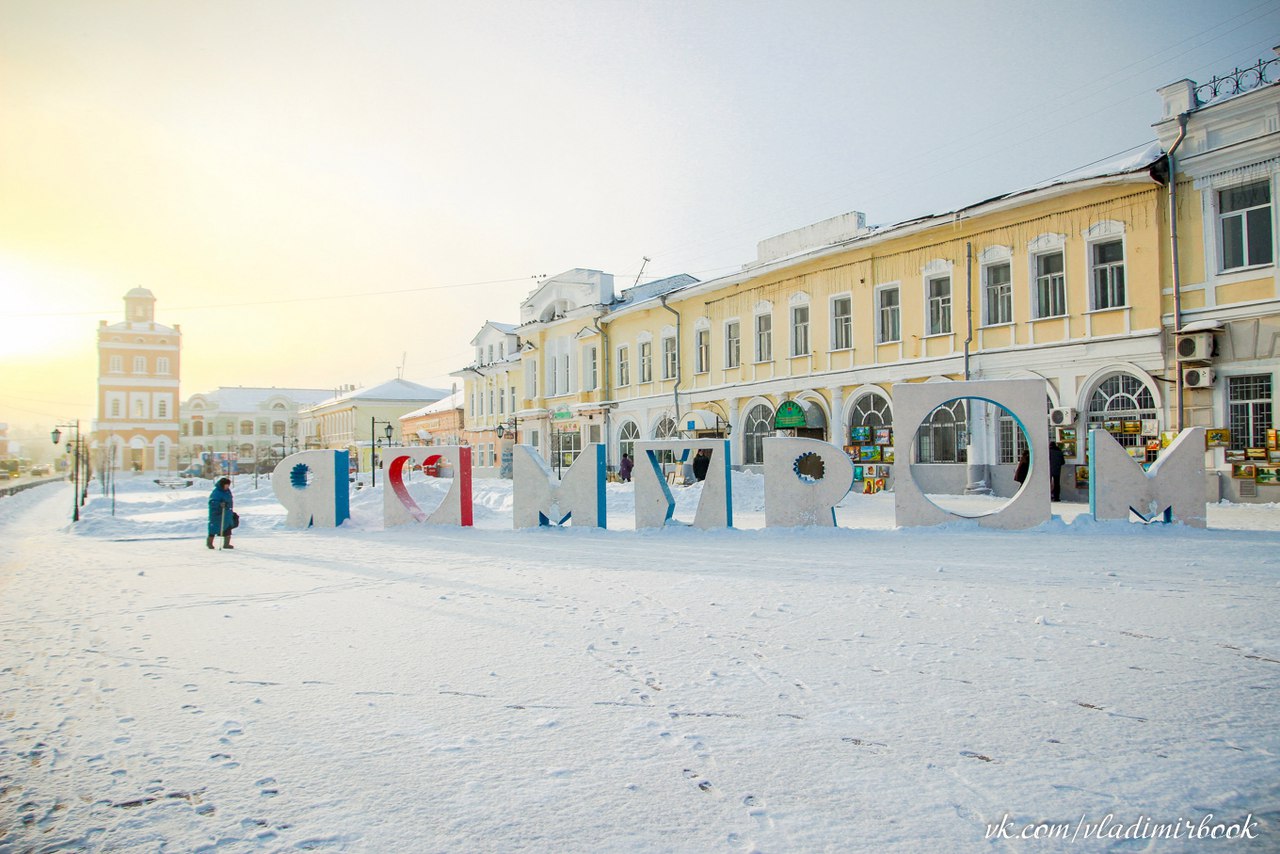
[661,335,677,380]
[755,311,772,361]
[926,275,952,335]
[832,296,852,350]
[618,421,639,460]
[157,398,168,419]
[109,355,123,373]
[1090,238,1126,310]
[1228,374,1272,451]
[134,399,146,418]
[157,356,171,374]
[583,346,598,391]
[998,412,1029,464]
[725,320,741,368]
[915,399,967,463]
[695,329,710,373]
[742,403,773,466]
[790,304,810,356]
[132,356,147,373]
[1087,373,1157,449]
[617,345,630,387]
[876,285,900,343]
[984,262,1012,325]
[1219,181,1274,271]
[640,341,653,383]
[111,399,121,418]
[525,359,537,398]
[1033,251,1066,318]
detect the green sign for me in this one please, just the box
[775,400,806,429]
[551,407,573,421]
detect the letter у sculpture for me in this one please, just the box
[512,443,606,528]
[632,439,732,529]
[1090,427,1206,526]
[892,379,1051,530]
[383,445,473,527]
[763,437,854,527]
[272,450,352,528]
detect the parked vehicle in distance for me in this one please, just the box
[30,464,52,476]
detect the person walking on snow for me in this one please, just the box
[1048,441,1066,502]
[618,453,634,483]
[207,477,237,550]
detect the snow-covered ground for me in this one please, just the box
[2,473,1278,852]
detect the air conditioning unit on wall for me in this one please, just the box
[1049,407,1078,427]
[1183,367,1216,388]
[1175,331,1215,362]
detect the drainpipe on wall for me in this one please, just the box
[660,294,683,429]
[963,242,991,494]
[591,313,611,469]
[1168,112,1189,431]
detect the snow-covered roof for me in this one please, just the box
[185,387,334,412]
[312,378,449,408]
[401,389,463,419]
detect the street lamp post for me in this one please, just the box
[370,418,393,487]
[51,421,82,523]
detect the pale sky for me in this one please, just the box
[2,0,1277,432]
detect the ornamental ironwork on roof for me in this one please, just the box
[1194,52,1280,105]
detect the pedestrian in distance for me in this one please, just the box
[207,477,238,550]
[692,448,710,482]
[618,452,634,483]
[1048,441,1066,502]
[1013,449,1030,486]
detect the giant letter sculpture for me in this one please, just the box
[513,443,606,528]
[383,445,473,527]
[763,437,854,527]
[272,450,351,528]
[632,439,732,529]
[893,379,1050,530]
[1090,427,1206,527]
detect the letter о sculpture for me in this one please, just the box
[892,379,1050,530]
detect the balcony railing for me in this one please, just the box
[1195,53,1280,105]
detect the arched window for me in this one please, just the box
[1087,373,1157,448]
[240,420,254,435]
[273,420,286,437]
[849,392,892,437]
[742,403,774,466]
[916,399,967,463]
[618,421,640,461]
[652,416,678,465]
[193,420,204,437]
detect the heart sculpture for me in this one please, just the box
[383,445,473,527]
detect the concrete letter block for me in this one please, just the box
[1090,427,1206,526]
[763,437,853,527]
[272,450,351,528]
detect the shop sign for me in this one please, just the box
[774,400,806,429]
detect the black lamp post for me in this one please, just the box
[370,418,393,486]
[51,421,82,522]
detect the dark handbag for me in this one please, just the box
[231,511,240,529]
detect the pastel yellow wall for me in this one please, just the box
[637,182,1165,393]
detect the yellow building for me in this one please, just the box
[455,53,1280,502]
[297,378,447,485]
[93,288,181,473]
[1155,52,1280,502]
[596,155,1169,499]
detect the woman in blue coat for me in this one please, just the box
[207,477,236,549]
